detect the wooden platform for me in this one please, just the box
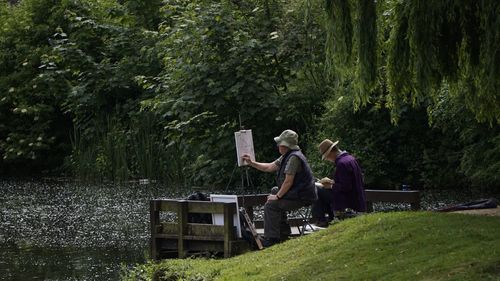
[365,189,420,211]
[150,189,421,260]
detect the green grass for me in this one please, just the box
[124,212,500,281]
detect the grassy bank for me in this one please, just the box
[124,212,500,281]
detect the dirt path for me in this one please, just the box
[452,207,500,217]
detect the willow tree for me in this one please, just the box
[325,0,499,124]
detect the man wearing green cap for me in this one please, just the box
[242,129,317,247]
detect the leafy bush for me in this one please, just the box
[139,0,328,187]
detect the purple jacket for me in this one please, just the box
[331,152,367,212]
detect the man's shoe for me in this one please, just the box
[315,220,329,228]
[280,226,292,237]
[261,237,281,248]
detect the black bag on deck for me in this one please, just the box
[186,192,213,224]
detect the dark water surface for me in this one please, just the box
[1,180,498,280]
[0,180,180,281]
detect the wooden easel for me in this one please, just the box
[240,208,263,250]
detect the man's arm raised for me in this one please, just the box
[241,154,278,173]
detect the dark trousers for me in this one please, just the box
[311,187,334,222]
[264,199,309,239]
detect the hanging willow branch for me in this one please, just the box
[356,0,377,105]
[386,2,411,102]
[325,0,353,72]
[325,0,377,107]
[324,0,500,123]
[474,0,500,123]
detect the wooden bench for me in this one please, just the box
[240,190,422,216]
[365,189,420,212]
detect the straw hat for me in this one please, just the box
[318,139,339,160]
[274,129,300,150]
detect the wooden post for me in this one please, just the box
[366,201,374,213]
[150,200,160,260]
[178,200,188,258]
[411,197,421,211]
[223,202,235,258]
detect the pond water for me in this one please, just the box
[0,180,183,281]
[0,180,497,280]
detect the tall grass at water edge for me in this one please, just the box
[68,114,185,184]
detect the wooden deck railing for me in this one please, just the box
[150,199,243,259]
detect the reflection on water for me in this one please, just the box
[0,180,181,281]
[0,245,144,280]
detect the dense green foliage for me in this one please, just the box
[123,212,500,280]
[0,0,171,181]
[0,0,498,189]
[308,0,499,189]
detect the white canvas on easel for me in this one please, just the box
[235,130,255,167]
[210,194,242,238]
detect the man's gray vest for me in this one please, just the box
[276,150,317,202]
